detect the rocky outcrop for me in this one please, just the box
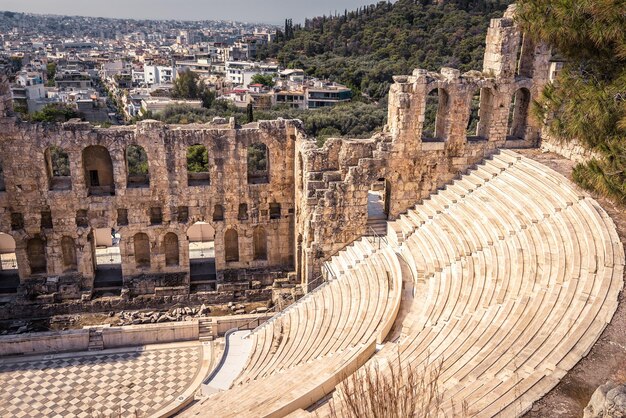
[584,382,626,418]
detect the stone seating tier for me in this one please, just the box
[181,150,624,418]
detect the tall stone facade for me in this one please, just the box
[0,6,552,311]
[0,115,300,305]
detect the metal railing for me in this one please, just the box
[237,268,336,336]
[368,225,401,252]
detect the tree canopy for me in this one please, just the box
[172,70,215,108]
[259,0,512,101]
[516,0,626,202]
[29,103,80,122]
[251,73,275,87]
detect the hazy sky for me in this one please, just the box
[0,0,384,24]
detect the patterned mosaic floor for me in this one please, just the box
[0,343,203,418]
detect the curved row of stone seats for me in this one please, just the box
[312,150,623,418]
[234,246,402,385]
[181,150,623,418]
[180,243,403,417]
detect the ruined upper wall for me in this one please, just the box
[296,5,554,281]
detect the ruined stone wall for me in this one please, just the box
[296,7,553,281]
[0,6,554,310]
[0,116,298,303]
[540,132,603,164]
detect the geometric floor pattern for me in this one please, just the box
[0,344,202,418]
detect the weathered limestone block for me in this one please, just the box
[584,382,626,418]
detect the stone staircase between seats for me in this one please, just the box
[198,318,213,341]
[87,328,104,351]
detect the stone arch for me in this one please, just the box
[224,229,239,262]
[27,236,47,275]
[213,204,225,222]
[164,232,179,267]
[126,144,149,188]
[82,145,115,196]
[508,88,531,140]
[466,89,481,138]
[467,87,494,140]
[187,222,216,288]
[133,232,150,268]
[61,236,77,272]
[422,88,449,141]
[253,226,267,261]
[187,144,210,186]
[45,146,71,190]
[247,142,269,184]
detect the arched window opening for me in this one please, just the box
[422,88,449,142]
[126,144,149,188]
[187,144,210,186]
[247,142,269,184]
[187,222,216,291]
[0,233,18,294]
[61,236,77,272]
[93,227,123,290]
[82,145,115,196]
[213,204,224,222]
[466,89,482,140]
[508,88,531,140]
[238,203,248,221]
[27,236,47,275]
[224,229,239,262]
[253,226,267,261]
[46,146,71,190]
[164,232,179,267]
[133,233,150,268]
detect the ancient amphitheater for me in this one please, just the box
[0,5,624,418]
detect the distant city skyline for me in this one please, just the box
[0,0,388,24]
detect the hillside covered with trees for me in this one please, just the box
[139,0,512,143]
[259,0,513,101]
[516,0,626,202]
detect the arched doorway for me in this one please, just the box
[0,232,19,294]
[92,227,123,294]
[224,229,239,262]
[82,145,115,196]
[27,236,47,275]
[253,226,267,261]
[187,222,216,291]
[164,233,180,267]
[367,178,389,236]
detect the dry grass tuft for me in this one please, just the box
[325,355,468,418]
